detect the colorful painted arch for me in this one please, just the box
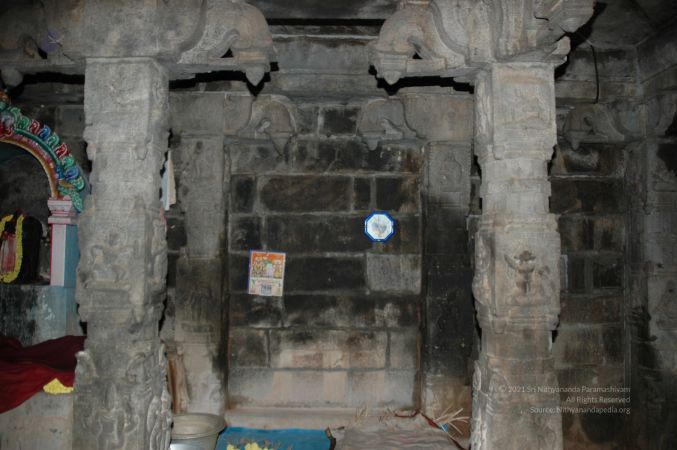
[0,96,88,212]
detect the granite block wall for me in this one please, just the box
[226,98,425,409]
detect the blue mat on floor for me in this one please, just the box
[217,427,331,450]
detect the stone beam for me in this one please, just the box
[74,58,171,449]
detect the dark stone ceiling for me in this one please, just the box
[4,0,677,46]
[250,0,397,20]
[254,0,677,47]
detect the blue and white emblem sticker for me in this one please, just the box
[364,211,396,242]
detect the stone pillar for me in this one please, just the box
[174,132,227,414]
[471,62,562,449]
[48,198,78,287]
[74,58,171,450]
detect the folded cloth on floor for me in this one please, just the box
[0,335,85,413]
[217,427,332,450]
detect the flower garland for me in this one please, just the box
[0,214,25,283]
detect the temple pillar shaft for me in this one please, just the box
[73,58,171,450]
[471,62,562,449]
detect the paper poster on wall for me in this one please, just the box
[248,251,286,297]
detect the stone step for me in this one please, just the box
[224,406,379,430]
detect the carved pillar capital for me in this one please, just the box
[369,0,594,84]
[0,0,276,86]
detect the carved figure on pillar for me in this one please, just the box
[370,1,593,449]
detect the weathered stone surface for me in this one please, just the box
[566,256,587,293]
[236,95,297,151]
[229,328,269,367]
[230,143,290,174]
[469,62,567,450]
[229,254,251,292]
[638,24,677,84]
[169,92,226,134]
[320,105,360,135]
[175,136,226,258]
[403,94,474,142]
[389,328,419,369]
[166,253,179,287]
[357,98,415,149]
[228,369,349,408]
[552,143,626,176]
[231,175,256,213]
[179,341,226,415]
[561,47,634,80]
[0,285,80,345]
[230,295,284,328]
[230,216,262,251]
[426,289,474,358]
[286,256,365,292]
[55,104,85,137]
[296,104,319,134]
[283,295,419,329]
[550,179,624,214]
[558,216,624,252]
[0,154,51,223]
[0,394,73,450]
[375,176,420,213]
[293,139,422,173]
[260,176,351,212]
[426,256,473,298]
[560,295,622,324]
[269,330,388,369]
[166,215,187,251]
[366,254,421,294]
[265,215,370,253]
[424,208,468,255]
[353,177,372,210]
[380,215,421,254]
[425,142,472,207]
[175,257,223,343]
[592,258,623,289]
[553,326,623,365]
[348,370,418,408]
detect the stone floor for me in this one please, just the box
[226,407,466,449]
[334,413,466,450]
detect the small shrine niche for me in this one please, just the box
[0,92,88,286]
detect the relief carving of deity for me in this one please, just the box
[503,249,555,308]
[83,230,133,289]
